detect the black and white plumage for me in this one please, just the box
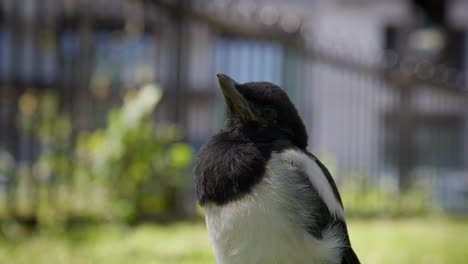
[194,74,360,264]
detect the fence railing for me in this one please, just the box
[0,0,467,222]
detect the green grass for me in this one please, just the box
[349,217,468,264]
[0,217,467,264]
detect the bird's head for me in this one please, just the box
[217,73,308,149]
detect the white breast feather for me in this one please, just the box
[203,149,346,264]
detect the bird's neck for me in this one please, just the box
[222,125,292,145]
[194,134,294,205]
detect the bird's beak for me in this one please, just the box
[217,73,257,121]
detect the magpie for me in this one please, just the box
[194,74,360,264]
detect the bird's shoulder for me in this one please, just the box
[269,148,344,216]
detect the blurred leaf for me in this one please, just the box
[12,84,193,224]
[18,90,38,116]
[168,143,194,169]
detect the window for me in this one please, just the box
[93,31,157,87]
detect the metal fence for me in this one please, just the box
[0,0,467,220]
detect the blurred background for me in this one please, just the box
[0,0,467,263]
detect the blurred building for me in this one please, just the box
[301,1,467,167]
[0,0,467,212]
[300,0,468,212]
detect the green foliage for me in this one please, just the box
[4,84,193,225]
[12,90,74,225]
[75,84,193,221]
[340,173,435,217]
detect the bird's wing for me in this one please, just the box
[305,151,361,264]
[304,151,343,206]
[328,220,360,264]
[342,246,360,264]
[277,149,360,264]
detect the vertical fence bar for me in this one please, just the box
[398,81,415,191]
[168,0,189,126]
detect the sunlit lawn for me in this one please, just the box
[0,217,467,264]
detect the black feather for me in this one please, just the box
[342,247,361,264]
[194,136,291,205]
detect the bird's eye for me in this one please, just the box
[262,108,276,120]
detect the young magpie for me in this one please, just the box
[194,74,360,264]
